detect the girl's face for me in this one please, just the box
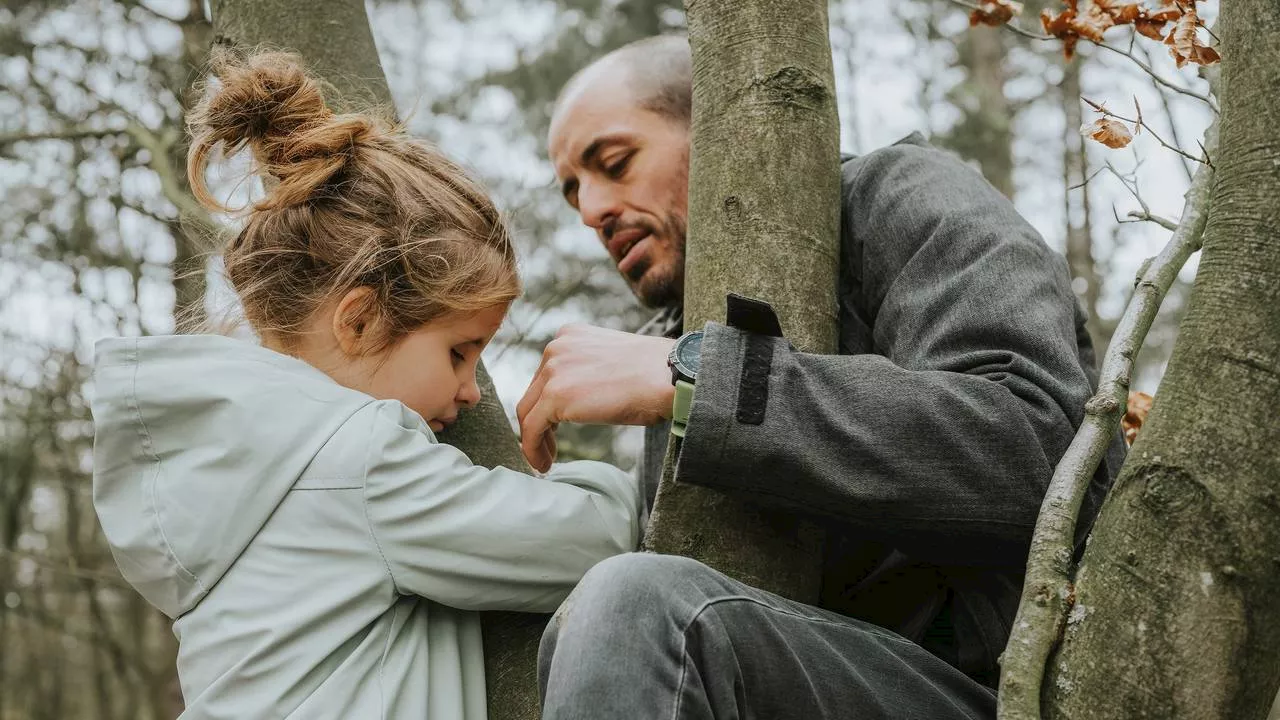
[364,304,508,432]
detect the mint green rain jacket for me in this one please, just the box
[90,335,642,719]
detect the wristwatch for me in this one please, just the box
[667,330,703,438]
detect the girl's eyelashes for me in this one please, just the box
[450,348,466,366]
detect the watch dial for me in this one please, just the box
[678,332,703,376]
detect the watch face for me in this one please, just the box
[675,331,703,378]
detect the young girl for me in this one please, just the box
[91,49,641,719]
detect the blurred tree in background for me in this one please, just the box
[0,0,1216,716]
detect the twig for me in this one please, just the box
[1067,166,1106,191]
[1134,40,1196,184]
[1083,97,1212,168]
[1094,40,1218,111]
[0,125,128,148]
[997,117,1220,720]
[945,0,1055,40]
[120,121,217,235]
[1125,210,1178,231]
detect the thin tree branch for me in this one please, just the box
[0,126,128,148]
[943,0,1219,118]
[120,121,218,235]
[1134,40,1196,184]
[1125,209,1178,231]
[1083,97,1212,168]
[945,0,1054,40]
[997,119,1219,720]
[1094,40,1218,111]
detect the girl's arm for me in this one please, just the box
[361,401,641,613]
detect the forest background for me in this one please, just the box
[0,0,1217,717]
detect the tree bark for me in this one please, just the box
[643,0,841,602]
[1041,2,1280,716]
[209,3,541,717]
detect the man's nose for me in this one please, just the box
[577,180,621,232]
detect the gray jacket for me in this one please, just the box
[638,134,1125,687]
[92,335,640,719]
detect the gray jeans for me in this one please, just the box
[539,553,996,720]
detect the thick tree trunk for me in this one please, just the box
[643,0,841,602]
[1041,2,1280,717]
[209,3,540,717]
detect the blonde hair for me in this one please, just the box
[187,47,519,352]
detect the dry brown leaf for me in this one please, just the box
[970,0,1024,27]
[1042,5,1081,60]
[1072,3,1116,42]
[1123,391,1154,445]
[1133,17,1168,40]
[1041,0,1190,60]
[1165,4,1221,67]
[1082,117,1134,148]
[1094,0,1141,24]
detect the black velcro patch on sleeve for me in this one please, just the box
[736,333,773,425]
[725,293,784,337]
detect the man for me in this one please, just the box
[516,35,1125,719]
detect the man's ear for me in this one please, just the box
[331,286,379,357]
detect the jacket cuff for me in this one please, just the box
[674,319,787,491]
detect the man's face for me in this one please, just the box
[548,74,690,308]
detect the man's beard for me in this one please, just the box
[625,212,687,309]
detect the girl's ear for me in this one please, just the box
[331,286,379,357]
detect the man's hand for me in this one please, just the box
[517,324,676,472]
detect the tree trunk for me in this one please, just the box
[1041,2,1280,717]
[643,0,841,602]
[209,3,541,717]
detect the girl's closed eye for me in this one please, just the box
[451,347,466,366]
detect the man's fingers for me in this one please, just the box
[520,399,558,472]
[516,368,547,425]
[539,428,557,473]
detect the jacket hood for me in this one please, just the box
[91,335,372,618]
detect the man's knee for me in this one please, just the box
[550,553,716,636]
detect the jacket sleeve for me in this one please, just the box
[674,138,1117,567]
[361,401,641,612]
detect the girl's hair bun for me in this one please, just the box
[187,47,379,211]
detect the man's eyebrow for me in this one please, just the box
[559,136,627,201]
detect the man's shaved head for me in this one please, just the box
[548,35,694,309]
[555,35,693,126]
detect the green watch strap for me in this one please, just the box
[671,379,695,438]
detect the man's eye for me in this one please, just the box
[605,153,632,178]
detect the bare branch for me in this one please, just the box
[1094,40,1218,111]
[1134,40,1196,183]
[121,121,217,235]
[997,119,1220,720]
[1067,166,1106,191]
[0,126,128,148]
[1126,210,1179,231]
[1083,96,1212,167]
